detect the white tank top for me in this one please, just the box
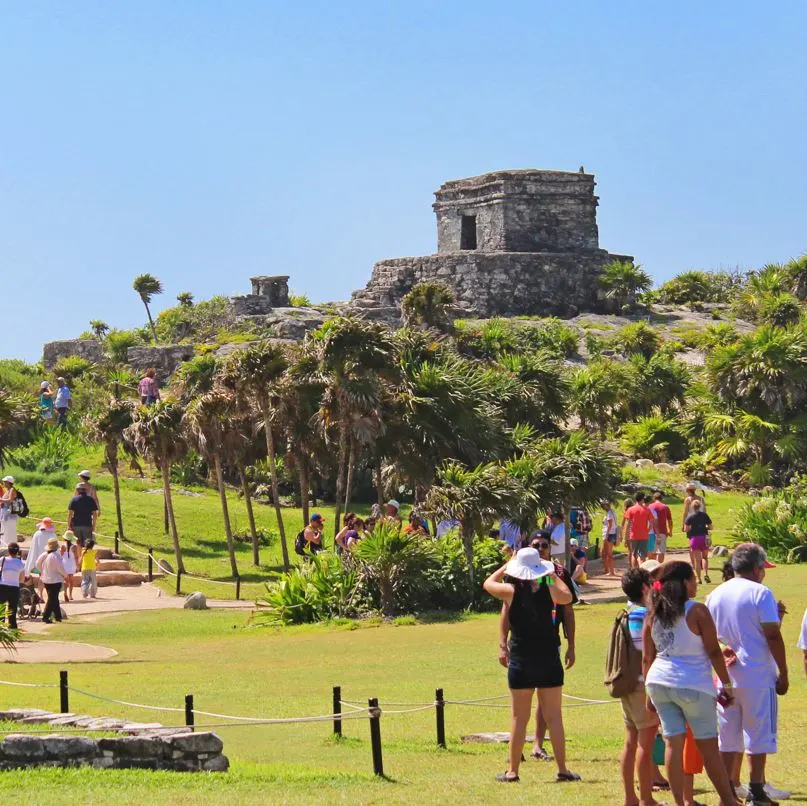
[645,600,716,697]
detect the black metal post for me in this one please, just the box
[59,670,69,713]
[176,569,182,596]
[185,694,194,732]
[368,697,384,776]
[235,575,241,601]
[148,547,153,582]
[594,537,600,560]
[114,530,120,556]
[333,686,342,737]
[435,688,446,748]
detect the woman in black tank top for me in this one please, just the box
[484,547,575,784]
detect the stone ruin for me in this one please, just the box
[351,168,632,318]
[231,275,290,316]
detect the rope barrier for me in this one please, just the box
[68,687,186,714]
[0,679,58,689]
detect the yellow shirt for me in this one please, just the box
[80,548,97,572]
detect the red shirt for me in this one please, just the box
[625,504,655,541]
[648,501,672,535]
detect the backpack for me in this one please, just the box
[604,608,643,698]
[294,530,307,556]
[11,489,29,518]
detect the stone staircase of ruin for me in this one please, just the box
[19,545,160,587]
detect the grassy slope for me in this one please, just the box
[1,564,805,803]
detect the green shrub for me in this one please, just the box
[613,322,661,359]
[523,318,578,358]
[656,270,743,305]
[51,356,94,381]
[106,330,142,365]
[289,293,312,307]
[8,428,82,474]
[0,359,43,395]
[701,323,739,350]
[620,415,688,461]
[154,296,239,343]
[758,293,802,327]
[170,451,209,486]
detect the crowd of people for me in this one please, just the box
[483,533,806,806]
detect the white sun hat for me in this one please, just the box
[78,470,91,479]
[2,475,15,484]
[40,381,50,389]
[504,547,555,581]
[385,499,400,510]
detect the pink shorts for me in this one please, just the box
[689,535,708,552]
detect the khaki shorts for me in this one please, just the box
[621,687,659,731]
[655,533,668,554]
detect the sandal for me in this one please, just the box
[704,575,712,583]
[530,748,553,761]
[556,771,581,782]
[652,781,671,792]
[496,772,519,783]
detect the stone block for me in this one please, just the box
[202,753,229,772]
[0,709,52,721]
[163,732,224,755]
[184,591,208,610]
[20,712,63,724]
[42,338,104,370]
[98,736,165,759]
[42,736,98,760]
[0,735,46,760]
[126,345,196,383]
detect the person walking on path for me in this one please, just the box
[138,368,161,405]
[67,483,98,547]
[77,471,101,513]
[601,499,619,576]
[684,500,712,585]
[36,537,66,624]
[78,538,98,599]
[25,517,55,597]
[624,493,657,568]
[547,511,567,560]
[0,476,20,547]
[60,534,79,602]
[648,492,673,563]
[0,542,26,630]
[682,483,711,578]
[38,381,55,423]
[706,544,790,805]
[643,560,738,806]
[54,377,72,429]
[485,547,579,784]
[799,608,807,678]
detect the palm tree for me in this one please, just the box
[401,281,454,332]
[133,273,163,342]
[89,320,110,339]
[184,390,243,577]
[571,359,631,434]
[176,291,194,308]
[89,397,136,542]
[0,392,34,467]
[174,354,219,403]
[126,401,187,572]
[223,343,292,569]
[600,260,652,312]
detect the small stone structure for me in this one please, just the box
[231,275,290,316]
[42,339,104,370]
[352,169,632,318]
[126,345,196,383]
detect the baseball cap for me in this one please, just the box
[310,513,324,522]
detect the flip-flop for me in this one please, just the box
[652,781,671,792]
[495,772,519,783]
[530,748,553,761]
[556,771,581,782]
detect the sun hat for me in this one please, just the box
[78,470,91,479]
[569,538,579,547]
[386,499,400,510]
[685,481,697,491]
[46,536,59,549]
[2,475,14,484]
[641,559,662,574]
[37,517,55,530]
[40,381,50,389]
[504,547,555,581]
[63,530,75,542]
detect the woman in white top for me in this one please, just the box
[36,537,66,624]
[0,542,26,630]
[600,498,619,576]
[0,476,19,546]
[643,561,738,806]
[59,534,79,602]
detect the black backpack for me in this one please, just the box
[11,489,29,518]
[294,530,307,556]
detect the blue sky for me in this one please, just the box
[3,1,806,361]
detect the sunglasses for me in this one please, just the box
[537,542,550,550]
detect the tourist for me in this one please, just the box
[498,518,524,552]
[643,561,737,806]
[25,516,55,597]
[682,484,710,579]
[484,547,579,783]
[684,500,712,585]
[0,542,26,630]
[54,377,72,429]
[67,483,98,548]
[624,493,656,569]
[304,513,325,554]
[569,538,588,584]
[621,498,634,562]
[138,368,161,405]
[601,499,619,577]
[77,470,101,513]
[346,518,364,549]
[500,534,578,767]
[648,492,673,563]
[384,499,402,526]
[799,608,807,678]
[706,543,790,805]
[617,567,659,806]
[60,534,79,602]
[37,536,67,623]
[573,506,592,550]
[78,538,98,599]
[335,513,356,552]
[0,476,20,547]
[38,381,55,423]
[404,511,430,536]
[547,511,566,560]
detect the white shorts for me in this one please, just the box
[718,687,778,755]
[655,533,668,554]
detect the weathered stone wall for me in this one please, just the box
[42,339,104,370]
[126,345,196,383]
[353,250,632,318]
[232,295,274,316]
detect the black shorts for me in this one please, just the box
[508,650,564,690]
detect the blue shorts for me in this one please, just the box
[646,684,717,740]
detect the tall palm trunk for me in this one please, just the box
[343,440,355,513]
[213,454,239,577]
[142,300,158,342]
[333,423,349,540]
[159,454,184,573]
[238,462,260,566]
[298,455,310,525]
[106,441,125,541]
[263,411,290,569]
[375,464,384,507]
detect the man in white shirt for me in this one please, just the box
[548,511,566,559]
[798,609,807,678]
[706,543,789,805]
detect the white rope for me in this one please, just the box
[562,693,617,705]
[338,700,367,712]
[379,704,436,715]
[191,707,368,723]
[444,700,509,709]
[68,687,186,714]
[0,679,58,689]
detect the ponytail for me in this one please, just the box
[649,560,694,628]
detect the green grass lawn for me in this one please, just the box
[1,564,805,804]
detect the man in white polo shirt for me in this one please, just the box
[547,511,566,559]
[706,543,789,805]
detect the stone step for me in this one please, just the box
[18,546,120,561]
[67,570,147,587]
[98,559,130,571]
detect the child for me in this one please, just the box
[59,532,79,602]
[569,538,588,584]
[78,538,98,599]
